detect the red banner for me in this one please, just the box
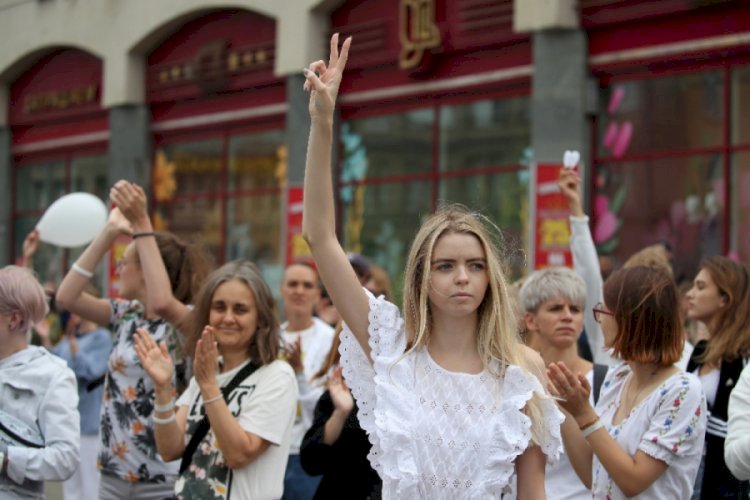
[532,164,573,269]
[285,186,311,266]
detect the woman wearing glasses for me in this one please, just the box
[548,266,707,499]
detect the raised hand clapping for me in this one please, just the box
[134,328,174,389]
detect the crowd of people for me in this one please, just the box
[2,34,750,500]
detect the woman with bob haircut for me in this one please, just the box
[0,266,80,499]
[520,266,608,499]
[135,260,298,499]
[301,34,563,499]
[685,256,750,498]
[548,265,707,499]
[56,180,212,499]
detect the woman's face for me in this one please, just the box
[427,232,489,319]
[686,269,726,325]
[209,279,258,353]
[117,243,143,299]
[595,301,618,348]
[525,297,584,350]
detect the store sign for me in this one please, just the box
[399,0,442,69]
[153,39,273,96]
[23,85,97,114]
[530,163,573,269]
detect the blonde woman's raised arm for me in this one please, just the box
[301,34,370,360]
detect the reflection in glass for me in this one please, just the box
[15,161,66,211]
[731,153,750,263]
[225,193,282,290]
[155,198,222,263]
[599,72,723,158]
[732,66,750,145]
[595,155,724,282]
[440,96,530,171]
[228,130,285,191]
[162,139,223,195]
[439,171,529,278]
[71,155,108,201]
[342,181,432,305]
[343,109,433,178]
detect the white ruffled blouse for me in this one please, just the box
[339,290,564,499]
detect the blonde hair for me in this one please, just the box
[401,205,549,444]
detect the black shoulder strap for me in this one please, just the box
[592,363,608,405]
[179,360,260,474]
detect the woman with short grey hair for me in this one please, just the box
[520,266,607,499]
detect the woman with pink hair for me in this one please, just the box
[0,265,80,499]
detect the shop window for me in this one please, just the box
[731,153,750,263]
[156,197,223,257]
[732,66,750,146]
[343,109,433,179]
[440,97,530,171]
[595,155,724,283]
[594,68,747,281]
[13,154,107,283]
[599,72,724,158]
[154,129,285,288]
[162,139,223,196]
[15,161,66,211]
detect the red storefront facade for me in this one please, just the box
[3,0,749,294]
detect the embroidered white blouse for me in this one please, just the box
[592,363,707,499]
[339,290,564,499]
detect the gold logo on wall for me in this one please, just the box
[399,0,442,69]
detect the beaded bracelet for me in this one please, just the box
[132,232,156,239]
[153,399,175,413]
[72,262,94,279]
[152,413,176,425]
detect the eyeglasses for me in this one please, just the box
[592,302,613,323]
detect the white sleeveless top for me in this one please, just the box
[339,289,564,499]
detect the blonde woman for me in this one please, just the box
[301,34,563,499]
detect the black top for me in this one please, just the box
[300,390,382,500]
[687,340,749,499]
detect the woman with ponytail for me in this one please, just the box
[56,180,212,499]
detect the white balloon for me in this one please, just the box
[36,192,108,248]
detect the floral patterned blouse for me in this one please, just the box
[97,299,187,483]
[592,363,707,499]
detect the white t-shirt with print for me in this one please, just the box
[175,360,298,500]
[592,363,707,499]
[281,317,335,454]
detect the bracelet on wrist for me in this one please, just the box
[72,262,94,279]
[152,413,176,425]
[203,394,223,406]
[581,419,604,438]
[132,232,156,239]
[153,399,175,413]
[578,415,599,431]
